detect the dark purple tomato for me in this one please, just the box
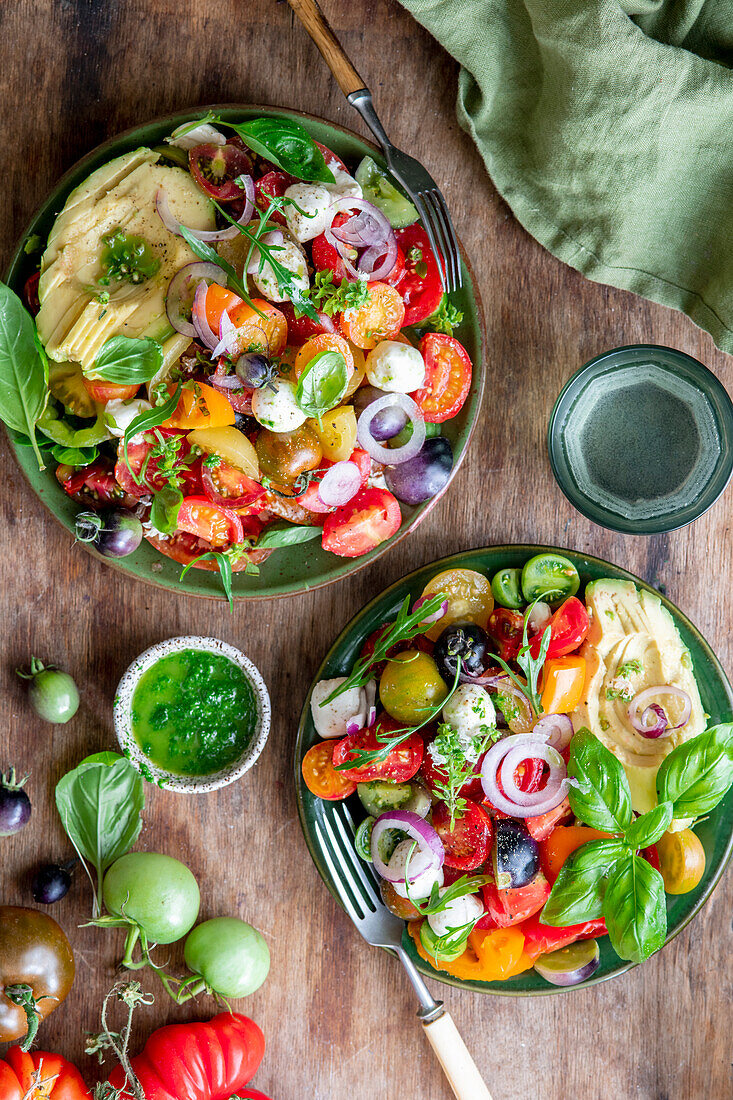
[434,622,491,685]
[75,508,143,557]
[0,769,31,836]
[385,436,453,504]
[31,861,75,904]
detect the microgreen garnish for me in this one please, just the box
[122,383,182,487]
[322,594,447,706]
[618,660,643,677]
[488,598,552,716]
[429,722,501,828]
[406,861,490,917]
[306,270,370,317]
[428,296,464,336]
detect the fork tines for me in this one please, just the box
[314,805,380,923]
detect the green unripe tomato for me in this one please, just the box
[184,916,270,998]
[379,651,448,724]
[103,852,200,944]
[18,658,79,723]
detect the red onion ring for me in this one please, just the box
[412,595,449,624]
[364,679,377,729]
[628,685,691,735]
[358,238,399,282]
[325,196,398,281]
[357,393,425,465]
[481,734,576,817]
[316,311,336,334]
[318,461,362,507]
[371,810,444,883]
[532,713,574,752]
[192,280,218,350]
[209,372,245,391]
[165,262,226,338]
[155,177,254,242]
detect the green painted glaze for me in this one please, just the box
[131,648,256,777]
[295,546,733,996]
[5,105,485,600]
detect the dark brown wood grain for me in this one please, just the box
[1,2,731,1098]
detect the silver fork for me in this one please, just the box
[286,0,463,293]
[313,802,493,1100]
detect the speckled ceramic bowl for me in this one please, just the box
[114,635,271,793]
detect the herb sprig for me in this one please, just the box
[488,598,551,716]
[429,722,501,828]
[306,270,370,317]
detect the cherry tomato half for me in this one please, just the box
[145,529,267,570]
[394,225,444,326]
[189,142,253,201]
[61,459,128,507]
[83,378,140,403]
[432,799,493,871]
[529,597,590,659]
[176,496,244,547]
[477,873,551,929]
[321,486,402,558]
[201,461,265,508]
[487,608,525,662]
[254,169,295,223]
[302,742,356,801]
[279,301,334,346]
[332,721,424,784]
[413,333,472,423]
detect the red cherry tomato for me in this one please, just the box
[432,799,493,871]
[321,486,401,558]
[201,461,265,508]
[61,459,126,506]
[413,333,472,423]
[188,142,253,201]
[332,715,424,783]
[529,597,590,659]
[176,496,244,547]
[312,212,354,282]
[477,874,552,929]
[254,169,295,223]
[279,301,335,346]
[487,608,525,662]
[83,378,140,403]
[23,271,40,315]
[394,225,444,325]
[114,431,201,499]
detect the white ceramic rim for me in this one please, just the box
[113,635,271,793]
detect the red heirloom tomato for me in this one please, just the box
[189,143,253,201]
[321,487,402,557]
[432,799,493,870]
[529,597,590,659]
[394,225,444,325]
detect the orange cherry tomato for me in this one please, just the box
[205,284,242,332]
[229,298,287,356]
[410,923,532,982]
[82,378,140,403]
[540,824,613,883]
[175,496,244,547]
[540,656,586,715]
[294,332,354,381]
[413,333,472,423]
[338,283,405,349]
[163,381,235,430]
[301,742,356,801]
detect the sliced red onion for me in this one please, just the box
[209,372,245,391]
[412,595,449,624]
[165,262,226,337]
[318,461,362,508]
[364,679,377,729]
[357,393,425,465]
[459,669,505,687]
[325,196,397,280]
[532,713,574,752]
[528,601,552,634]
[317,311,336,334]
[192,280,218,350]
[481,734,576,818]
[169,121,227,150]
[358,237,399,282]
[156,178,254,242]
[371,810,444,883]
[628,685,691,735]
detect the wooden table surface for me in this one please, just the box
[1,2,731,1098]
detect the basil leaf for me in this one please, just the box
[541,838,626,925]
[222,117,335,184]
[123,382,182,484]
[295,351,348,418]
[0,281,49,469]
[51,443,99,467]
[602,850,667,964]
[568,728,634,833]
[92,336,163,384]
[657,723,733,819]
[55,754,144,916]
[180,550,234,611]
[624,802,673,850]
[256,522,322,549]
[150,486,183,535]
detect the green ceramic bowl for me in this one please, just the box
[4,105,485,600]
[294,545,733,995]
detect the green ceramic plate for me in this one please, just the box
[4,105,485,600]
[295,546,733,995]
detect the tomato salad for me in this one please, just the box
[302,554,733,986]
[6,114,474,601]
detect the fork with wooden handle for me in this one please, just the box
[315,804,493,1100]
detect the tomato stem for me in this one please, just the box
[120,924,143,969]
[174,976,207,1004]
[4,983,41,1051]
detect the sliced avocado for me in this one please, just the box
[37,147,215,372]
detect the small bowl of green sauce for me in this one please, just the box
[114,636,271,793]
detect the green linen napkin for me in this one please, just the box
[398,0,733,354]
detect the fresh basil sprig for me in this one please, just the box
[295,351,348,420]
[0,281,49,469]
[216,116,335,184]
[542,725,733,965]
[122,382,182,486]
[91,336,163,385]
[55,753,144,916]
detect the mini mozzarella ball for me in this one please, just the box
[104,397,152,438]
[365,341,426,393]
[251,379,307,432]
[427,890,484,937]
[388,839,444,899]
[310,678,365,739]
[442,685,496,740]
[251,239,309,303]
[284,184,334,243]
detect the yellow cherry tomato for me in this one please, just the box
[656,829,706,894]
[186,426,259,477]
[420,568,494,641]
[310,406,357,462]
[379,650,448,725]
[344,344,366,398]
[540,656,586,715]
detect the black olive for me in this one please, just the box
[433,623,491,685]
[492,819,540,888]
